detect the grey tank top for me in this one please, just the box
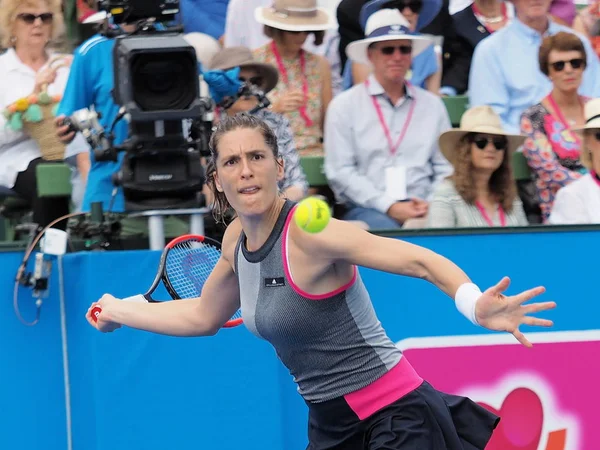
[234,200,403,403]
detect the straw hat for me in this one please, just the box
[346,9,432,67]
[207,47,279,94]
[438,106,526,162]
[571,98,600,133]
[255,0,336,32]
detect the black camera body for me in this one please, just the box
[89,0,214,211]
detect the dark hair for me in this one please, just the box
[263,25,325,46]
[539,31,587,76]
[207,114,280,223]
[450,134,517,212]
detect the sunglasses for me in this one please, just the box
[17,12,53,24]
[549,58,585,71]
[470,135,508,151]
[239,76,264,87]
[397,0,423,13]
[380,45,412,55]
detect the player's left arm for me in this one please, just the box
[300,218,555,346]
[303,218,470,299]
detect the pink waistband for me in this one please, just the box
[343,356,423,420]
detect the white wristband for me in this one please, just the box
[455,283,482,326]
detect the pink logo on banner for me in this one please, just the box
[397,330,600,450]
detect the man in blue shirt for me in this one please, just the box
[56,33,128,214]
[468,0,600,133]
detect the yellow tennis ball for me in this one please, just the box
[294,196,331,233]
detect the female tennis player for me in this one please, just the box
[87,114,556,449]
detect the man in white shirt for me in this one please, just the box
[324,9,453,230]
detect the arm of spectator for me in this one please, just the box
[577,30,600,97]
[468,41,513,131]
[520,114,583,191]
[277,115,309,198]
[429,103,454,192]
[324,98,396,214]
[319,55,333,131]
[57,49,94,117]
[352,62,371,86]
[547,184,587,224]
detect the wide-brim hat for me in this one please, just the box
[571,98,600,133]
[346,9,432,67]
[359,0,443,32]
[207,47,279,94]
[255,0,336,32]
[438,105,526,162]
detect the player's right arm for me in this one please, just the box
[86,221,242,337]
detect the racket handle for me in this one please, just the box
[91,295,148,322]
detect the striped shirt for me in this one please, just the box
[426,179,529,228]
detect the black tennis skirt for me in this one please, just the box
[306,380,500,450]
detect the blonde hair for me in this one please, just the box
[0,0,65,48]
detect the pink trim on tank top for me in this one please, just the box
[282,205,357,300]
[344,357,424,420]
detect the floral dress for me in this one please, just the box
[253,42,324,156]
[520,96,589,222]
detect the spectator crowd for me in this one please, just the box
[1,0,600,240]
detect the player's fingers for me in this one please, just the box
[514,286,546,305]
[490,276,510,295]
[523,300,556,313]
[522,316,553,327]
[512,329,532,348]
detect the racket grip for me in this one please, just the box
[91,295,148,322]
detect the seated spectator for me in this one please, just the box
[336,0,452,72]
[572,0,600,59]
[441,0,515,96]
[325,9,453,230]
[427,105,528,228]
[520,32,589,223]
[252,0,336,156]
[346,0,443,94]
[549,97,600,224]
[0,0,87,230]
[207,47,309,201]
[224,0,344,97]
[469,0,600,133]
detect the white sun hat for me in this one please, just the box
[346,8,432,67]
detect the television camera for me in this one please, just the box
[65,0,271,212]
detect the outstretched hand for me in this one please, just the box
[475,277,556,347]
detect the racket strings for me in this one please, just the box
[165,240,221,299]
[165,238,243,325]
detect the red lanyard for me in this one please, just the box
[475,201,506,227]
[270,41,313,127]
[472,2,507,34]
[546,93,583,147]
[365,79,416,157]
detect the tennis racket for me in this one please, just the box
[91,234,243,328]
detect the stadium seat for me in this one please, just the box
[300,156,328,187]
[442,95,470,127]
